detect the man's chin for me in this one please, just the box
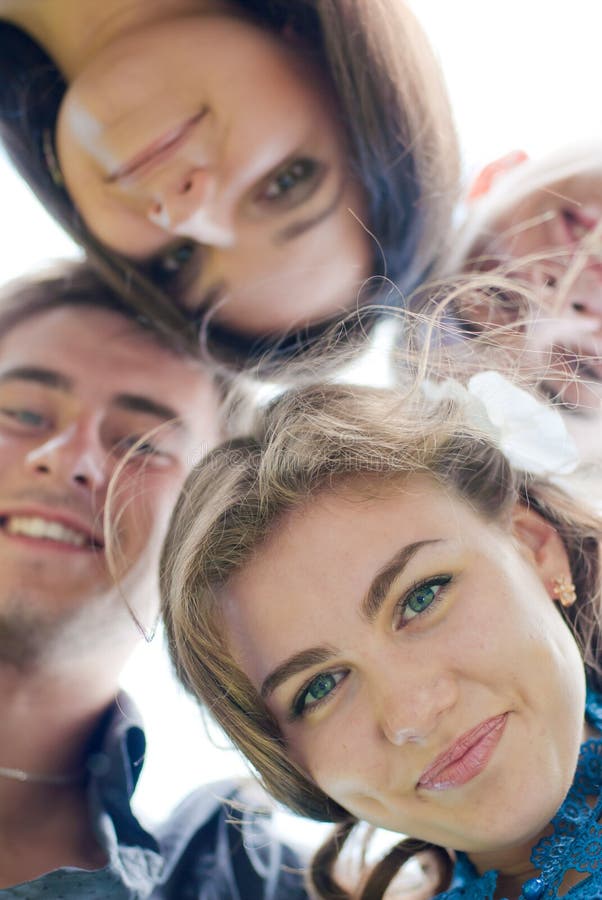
[0,585,133,672]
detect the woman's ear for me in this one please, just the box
[510,503,570,585]
[468,150,529,201]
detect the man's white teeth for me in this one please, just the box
[5,516,88,547]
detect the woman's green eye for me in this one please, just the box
[398,576,452,626]
[293,670,346,718]
[408,584,438,614]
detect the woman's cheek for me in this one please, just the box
[290,700,375,796]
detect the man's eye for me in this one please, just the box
[394,575,452,628]
[0,407,46,428]
[291,670,347,719]
[116,436,163,458]
[259,158,323,206]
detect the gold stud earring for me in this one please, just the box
[552,575,577,608]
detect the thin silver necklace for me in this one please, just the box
[0,764,85,786]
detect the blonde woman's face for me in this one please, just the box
[488,174,602,351]
[223,477,586,860]
[56,14,372,336]
[463,171,602,457]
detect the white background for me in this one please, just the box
[0,0,601,842]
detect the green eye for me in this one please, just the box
[408,584,438,614]
[397,576,452,627]
[293,670,346,718]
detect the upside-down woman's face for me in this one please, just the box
[223,476,586,862]
[56,13,372,336]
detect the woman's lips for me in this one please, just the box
[106,108,207,184]
[417,714,508,791]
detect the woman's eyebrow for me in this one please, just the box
[260,539,445,700]
[260,646,336,700]
[361,539,444,622]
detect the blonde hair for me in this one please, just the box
[160,381,602,898]
[443,140,602,275]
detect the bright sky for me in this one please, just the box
[1,0,601,844]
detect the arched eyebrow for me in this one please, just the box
[260,538,444,700]
[261,646,336,700]
[362,539,444,622]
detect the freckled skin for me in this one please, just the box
[223,477,585,872]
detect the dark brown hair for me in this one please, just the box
[0,2,459,365]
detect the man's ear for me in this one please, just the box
[510,503,570,584]
[468,150,529,201]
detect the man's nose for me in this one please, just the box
[25,422,107,493]
[148,168,236,249]
[372,664,458,747]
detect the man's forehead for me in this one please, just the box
[0,306,215,418]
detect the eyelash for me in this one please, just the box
[289,574,453,721]
[393,574,452,629]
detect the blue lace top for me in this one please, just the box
[435,688,602,900]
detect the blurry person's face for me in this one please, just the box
[462,162,602,459]
[56,14,372,337]
[0,306,220,657]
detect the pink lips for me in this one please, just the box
[107,108,208,184]
[417,714,508,791]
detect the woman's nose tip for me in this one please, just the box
[383,724,423,747]
[147,168,212,230]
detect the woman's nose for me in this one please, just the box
[147,168,235,248]
[375,671,458,747]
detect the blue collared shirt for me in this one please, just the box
[0,695,308,899]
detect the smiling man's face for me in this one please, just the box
[0,306,220,659]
